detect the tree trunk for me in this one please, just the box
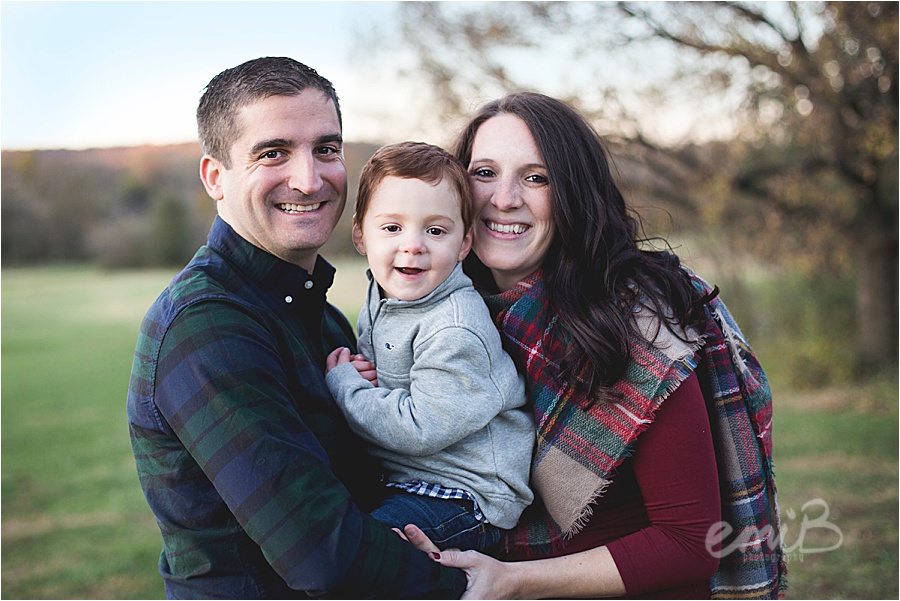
[854,193,899,371]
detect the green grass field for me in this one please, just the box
[2,265,897,599]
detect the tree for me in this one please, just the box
[395,1,898,372]
[148,194,195,267]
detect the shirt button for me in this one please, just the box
[304,280,314,290]
[284,295,293,304]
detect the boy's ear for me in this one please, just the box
[457,227,473,262]
[199,155,226,201]
[351,221,366,255]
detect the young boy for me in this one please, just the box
[325,142,534,551]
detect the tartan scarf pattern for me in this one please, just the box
[494,270,785,599]
[689,272,786,598]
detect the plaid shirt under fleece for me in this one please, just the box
[127,216,465,599]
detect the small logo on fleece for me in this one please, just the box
[385,342,395,350]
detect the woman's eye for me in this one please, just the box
[526,173,548,184]
[472,167,495,178]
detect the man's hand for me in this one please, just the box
[326,347,378,386]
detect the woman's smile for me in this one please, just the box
[484,220,529,236]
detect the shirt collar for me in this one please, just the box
[207,216,336,296]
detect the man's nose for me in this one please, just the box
[287,153,324,195]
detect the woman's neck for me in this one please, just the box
[492,273,519,293]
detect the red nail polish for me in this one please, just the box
[430,552,441,560]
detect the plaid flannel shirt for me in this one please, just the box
[127,216,464,599]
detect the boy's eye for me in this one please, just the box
[383,225,401,233]
[426,227,446,236]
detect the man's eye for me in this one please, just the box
[261,150,284,160]
[316,145,342,156]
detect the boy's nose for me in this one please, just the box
[399,233,427,254]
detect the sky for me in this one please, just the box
[0,1,738,152]
[1,1,438,150]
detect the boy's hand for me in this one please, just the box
[326,347,379,386]
[349,353,378,387]
[326,346,352,372]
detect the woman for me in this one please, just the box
[404,93,785,599]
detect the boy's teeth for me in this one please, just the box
[279,202,321,213]
[488,222,527,234]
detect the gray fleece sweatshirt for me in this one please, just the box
[325,263,534,529]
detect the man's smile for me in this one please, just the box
[277,202,322,214]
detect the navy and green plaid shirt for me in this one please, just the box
[127,217,465,599]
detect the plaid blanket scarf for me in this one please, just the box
[493,270,786,599]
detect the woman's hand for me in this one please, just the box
[402,524,521,599]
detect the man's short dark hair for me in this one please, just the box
[197,57,341,168]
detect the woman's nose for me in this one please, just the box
[491,177,524,210]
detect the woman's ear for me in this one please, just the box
[352,220,366,255]
[199,155,225,201]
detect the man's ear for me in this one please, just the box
[457,227,473,262]
[199,155,226,201]
[351,220,366,255]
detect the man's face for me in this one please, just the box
[200,89,347,271]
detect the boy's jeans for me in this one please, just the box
[371,492,503,551]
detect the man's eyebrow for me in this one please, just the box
[249,138,295,156]
[248,133,343,158]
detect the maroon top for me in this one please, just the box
[502,372,722,598]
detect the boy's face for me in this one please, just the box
[353,176,472,301]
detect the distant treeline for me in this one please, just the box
[4,137,895,374]
[1,141,676,269]
[1,142,380,268]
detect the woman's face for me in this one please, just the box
[468,114,555,292]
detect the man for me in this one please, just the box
[126,57,465,599]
